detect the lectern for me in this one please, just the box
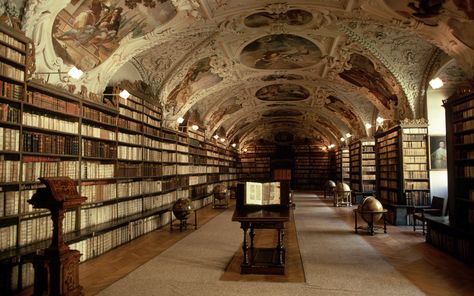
[28,177,86,296]
[232,181,290,275]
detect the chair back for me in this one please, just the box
[431,196,448,216]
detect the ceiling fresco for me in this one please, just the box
[256,84,309,101]
[244,9,313,28]
[240,34,323,70]
[14,0,474,149]
[52,0,176,71]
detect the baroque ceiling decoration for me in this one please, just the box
[10,0,474,148]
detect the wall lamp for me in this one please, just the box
[34,66,84,82]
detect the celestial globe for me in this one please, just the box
[358,196,384,223]
[335,182,351,192]
[326,180,336,189]
[213,185,228,200]
[172,198,193,220]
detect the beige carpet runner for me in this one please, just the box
[97,193,423,296]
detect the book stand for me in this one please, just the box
[28,177,86,296]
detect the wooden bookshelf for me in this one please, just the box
[425,89,474,265]
[349,139,376,193]
[0,76,238,293]
[293,145,330,190]
[375,119,430,225]
[335,147,350,184]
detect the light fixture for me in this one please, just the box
[345,133,352,138]
[243,148,248,152]
[365,123,372,129]
[231,143,236,148]
[191,124,199,131]
[220,138,225,142]
[376,117,384,124]
[321,146,327,151]
[67,66,83,79]
[34,66,83,82]
[429,77,444,89]
[213,135,219,140]
[340,137,345,142]
[177,117,185,124]
[328,144,335,149]
[119,89,130,99]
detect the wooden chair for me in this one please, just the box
[412,196,447,235]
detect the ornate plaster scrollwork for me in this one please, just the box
[265,3,289,14]
[310,9,337,30]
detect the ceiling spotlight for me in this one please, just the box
[345,133,352,138]
[243,148,248,152]
[231,143,236,148]
[213,135,219,139]
[67,66,83,79]
[429,77,444,89]
[376,116,384,124]
[365,123,372,129]
[340,137,345,142]
[191,124,199,131]
[119,89,130,99]
[177,117,184,124]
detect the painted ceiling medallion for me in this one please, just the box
[256,84,309,101]
[52,0,177,71]
[244,9,312,28]
[262,109,303,117]
[240,34,322,69]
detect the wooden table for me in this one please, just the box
[232,207,290,275]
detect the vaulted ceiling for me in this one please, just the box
[11,0,474,149]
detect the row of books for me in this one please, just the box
[377,130,398,142]
[117,146,142,161]
[82,139,116,158]
[119,106,142,122]
[119,96,141,110]
[82,124,116,140]
[143,113,160,127]
[452,99,474,112]
[454,119,474,133]
[118,131,141,144]
[403,127,428,134]
[81,162,114,179]
[427,228,472,263]
[117,181,142,198]
[0,224,16,251]
[402,141,426,149]
[81,182,117,203]
[0,127,19,151]
[380,179,398,188]
[459,166,474,177]
[0,80,23,100]
[403,171,429,179]
[143,149,162,162]
[378,145,398,153]
[116,162,141,178]
[19,210,75,247]
[0,31,26,51]
[82,105,117,126]
[0,160,19,182]
[379,164,398,172]
[0,102,20,123]
[0,61,24,81]
[403,156,427,164]
[25,90,80,116]
[403,149,426,156]
[118,117,142,131]
[23,132,79,155]
[23,159,78,182]
[402,134,426,142]
[379,190,398,203]
[22,111,79,134]
[405,191,430,206]
[405,181,429,190]
[456,134,474,145]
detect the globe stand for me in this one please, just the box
[353,209,388,235]
[213,185,229,209]
[170,198,197,232]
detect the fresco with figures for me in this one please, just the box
[383,0,474,49]
[244,9,312,28]
[256,84,309,101]
[240,34,322,70]
[339,54,398,110]
[165,57,223,114]
[52,0,176,71]
[262,109,303,117]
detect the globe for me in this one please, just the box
[335,182,350,192]
[358,196,384,223]
[213,185,228,200]
[172,198,193,220]
[326,180,336,189]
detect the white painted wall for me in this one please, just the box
[426,88,451,199]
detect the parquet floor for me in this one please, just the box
[18,196,474,295]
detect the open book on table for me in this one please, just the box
[245,181,281,206]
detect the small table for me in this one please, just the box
[170,209,197,232]
[353,208,388,235]
[232,207,290,275]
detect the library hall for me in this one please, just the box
[1,0,474,295]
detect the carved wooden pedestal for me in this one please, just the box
[28,177,86,296]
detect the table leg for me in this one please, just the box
[277,228,283,265]
[354,211,358,233]
[242,226,249,265]
[249,226,255,250]
[383,214,387,234]
[194,210,197,230]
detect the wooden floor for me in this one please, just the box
[19,197,474,295]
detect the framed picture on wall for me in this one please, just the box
[430,135,447,170]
